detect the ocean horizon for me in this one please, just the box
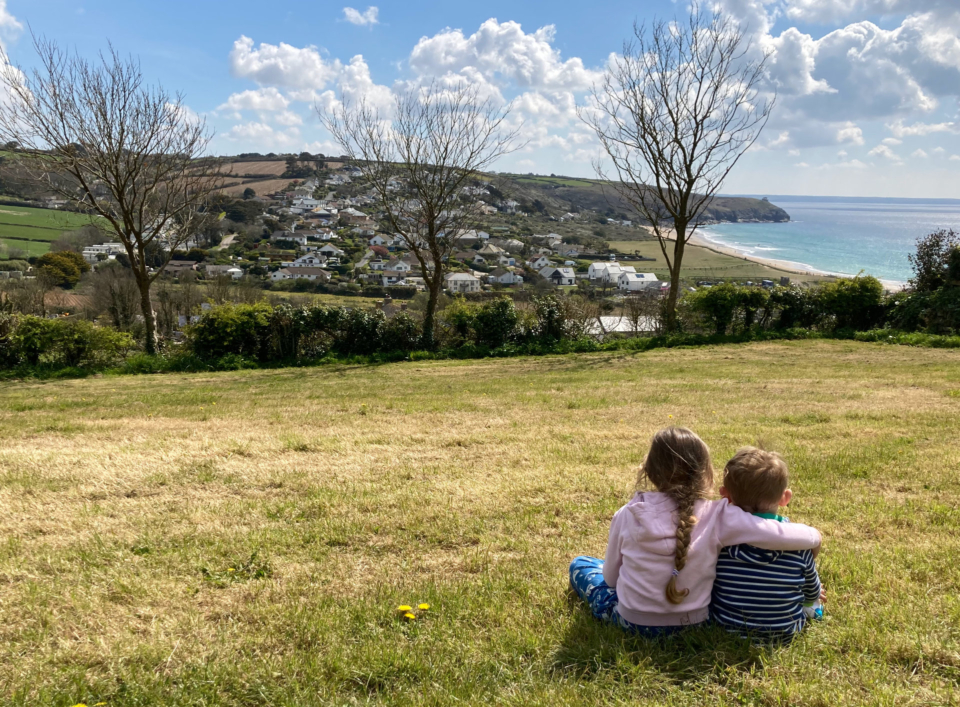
[702,195,960,283]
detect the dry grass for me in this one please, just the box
[1,340,959,705]
[220,161,288,177]
[222,178,297,197]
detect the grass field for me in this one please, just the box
[0,206,96,257]
[1,340,958,705]
[609,239,831,283]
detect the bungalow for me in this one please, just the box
[526,254,552,270]
[384,258,412,273]
[369,259,387,271]
[487,267,523,286]
[444,272,481,293]
[498,254,516,267]
[381,269,408,286]
[369,234,388,246]
[540,266,576,286]
[285,253,327,268]
[318,244,345,257]
[271,267,330,282]
[271,230,308,246]
[472,253,487,265]
[478,243,505,257]
[82,242,125,263]
[618,272,663,292]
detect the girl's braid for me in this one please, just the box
[665,491,697,604]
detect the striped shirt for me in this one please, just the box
[710,514,822,639]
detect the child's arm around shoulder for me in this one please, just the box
[602,505,628,588]
[713,500,822,552]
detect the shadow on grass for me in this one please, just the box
[551,590,773,688]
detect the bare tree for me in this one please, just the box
[90,262,140,329]
[320,82,521,348]
[0,38,222,353]
[581,6,773,329]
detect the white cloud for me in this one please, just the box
[409,19,601,92]
[795,161,810,167]
[273,110,304,126]
[224,122,301,149]
[951,154,960,161]
[229,36,340,90]
[219,87,290,112]
[784,0,942,24]
[933,146,946,154]
[868,143,901,160]
[837,149,848,157]
[887,119,958,138]
[836,122,864,145]
[881,137,902,146]
[911,149,928,158]
[343,6,379,26]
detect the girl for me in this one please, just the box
[570,427,822,636]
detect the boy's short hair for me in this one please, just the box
[723,447,789,512]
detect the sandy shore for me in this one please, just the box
[649,226,905,291]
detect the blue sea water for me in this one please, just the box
[700,196,960,284]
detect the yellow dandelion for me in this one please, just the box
[397,605,413,613]
[418,603,430,611]
[668,414,673,419]
[227,568,236,572]
[403,612,416,621]
[95,703,108,706]
[71,704,88,707]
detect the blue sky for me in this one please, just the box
[4,0,960,198]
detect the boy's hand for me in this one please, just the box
[819,587,827,603]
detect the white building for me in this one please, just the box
[588,262,636,284]
[271,267,330,282]
[282,253,328,268]
[618,272,663,292]
[445,272,481,293]
[82,243,125,264]
[487,268,523,285]
[540,266,576,286]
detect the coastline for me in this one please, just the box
[651,226,906,292]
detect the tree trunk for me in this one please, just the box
[664,222,688,331]
[421,278,442,350]
[136,274,157,355]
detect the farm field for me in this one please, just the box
[1,340,958,705]
[609,238,831,283]
[222,178,297,197]
[0,206,96,257]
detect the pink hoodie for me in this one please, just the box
[603,492,822,626]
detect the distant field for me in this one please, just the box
[0,206,96,257]
[1,340,958,705]
[223,178,296,197]
[221,161,288,177]
[609,239,831,283]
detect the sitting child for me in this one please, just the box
[570,427,822,637]
[710,447,824,641]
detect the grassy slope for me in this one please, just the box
[1,341,958,705]
[609,239,828,282]
[0,206,96,257]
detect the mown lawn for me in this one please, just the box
[1,340,958,706]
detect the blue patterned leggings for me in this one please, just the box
[569,556,683,638]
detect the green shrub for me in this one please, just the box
[187,302,272,360]
[687,283,740,335]
[820,275,885,330]
[9,316,132,368]
[36,251,90,289]
[473,297,519,349]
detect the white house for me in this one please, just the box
[498,254,516,267]
[588,262,636,284]
[271,267,330,282]
[271,230,308,246]
[526,254,551,269]
[284,253,328,268]
[618,272,662,292]
[487,267,523,285]
[369,235,388,246]
[540,266,576,286]
[206,264,244,280]
[445,272,481,293]
[318,244,345,257]
[385,258,412,272]
[82,242,125,264]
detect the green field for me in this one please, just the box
[1,340,958,705]
[609,239,831,283]
[0,205,96,256]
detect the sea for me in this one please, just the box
[699,196,960,285]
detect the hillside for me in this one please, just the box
[0,340,955,704]
[502,174,791,223]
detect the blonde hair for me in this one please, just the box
[637,427,715,604]
[722,447,789,513]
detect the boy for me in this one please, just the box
[710,447,824,641]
